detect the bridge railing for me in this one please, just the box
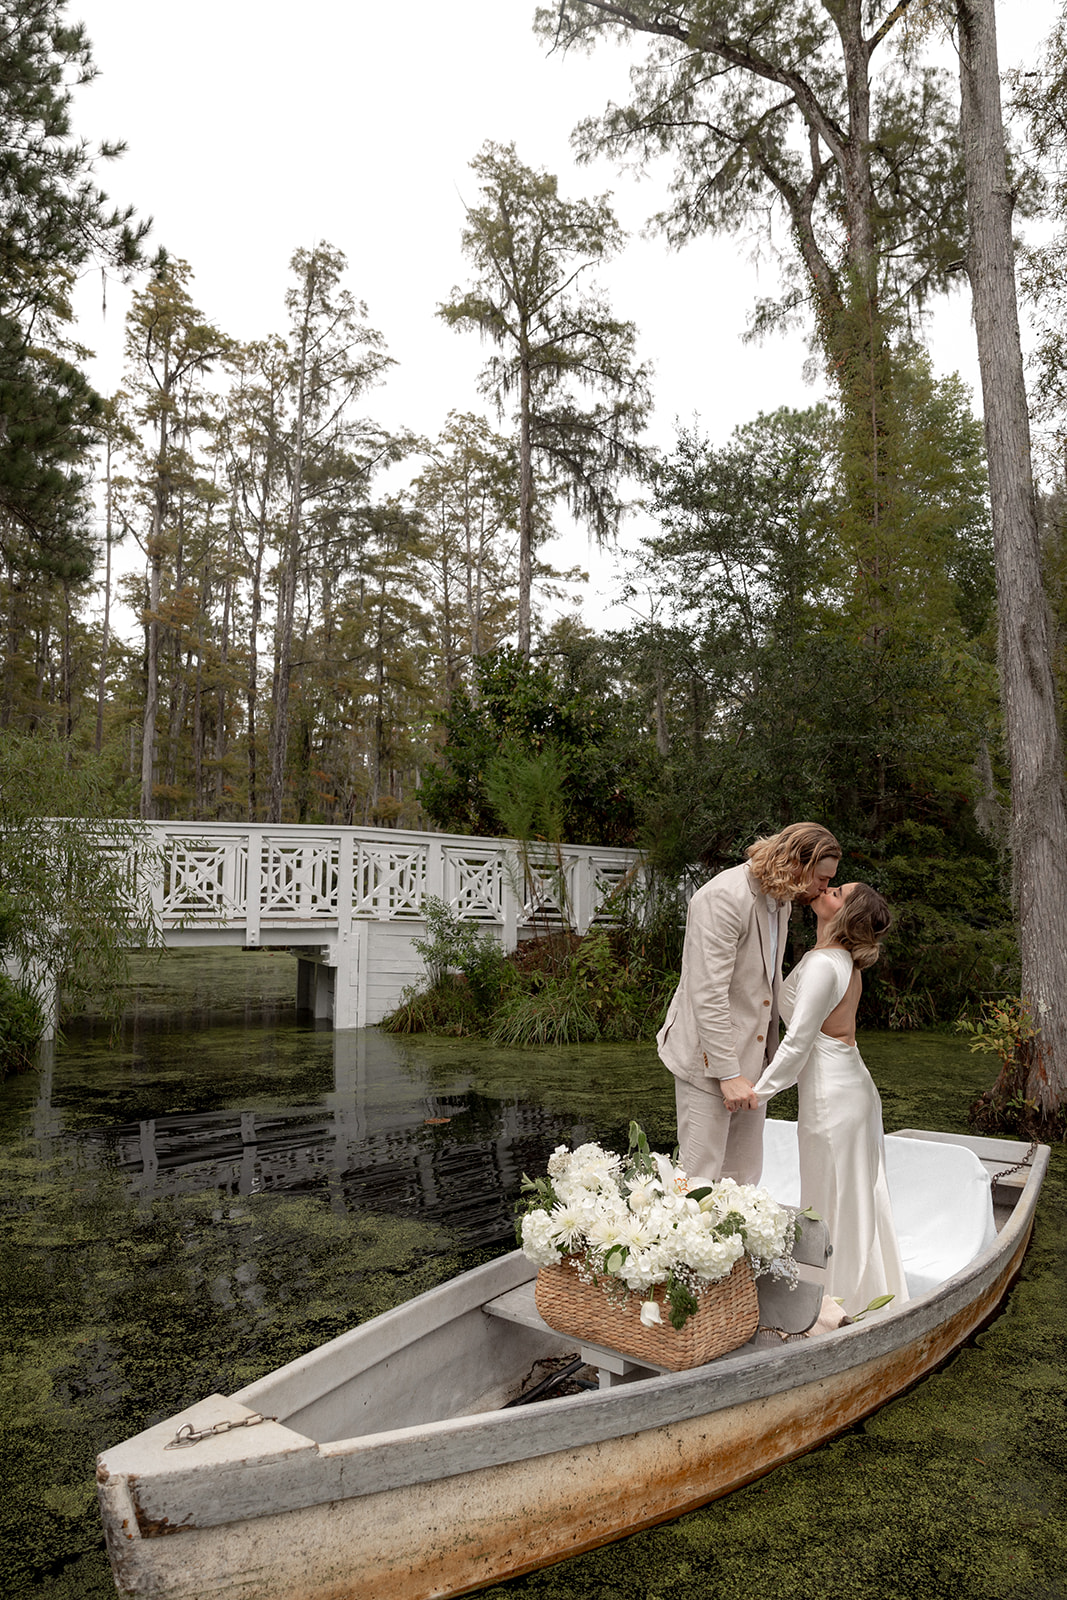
[130,821,642,944]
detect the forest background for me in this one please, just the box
[4,0,1067,1040]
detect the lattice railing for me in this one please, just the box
[133,823,640,936]
[261,838,338,920]
[160,836,248,922]
[442,846,507,923]
[354,841,426,919]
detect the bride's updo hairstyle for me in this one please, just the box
[745,821,842,901]
[825,883,892,970]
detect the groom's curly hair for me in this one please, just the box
[745,821,841,901]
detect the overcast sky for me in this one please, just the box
[67,0,1056,631]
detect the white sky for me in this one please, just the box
[67,0,1055,633]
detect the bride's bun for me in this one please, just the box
[850,940,884,972]
[826,884,892,968]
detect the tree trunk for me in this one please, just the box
[959,0,1067,1117]
[140,533,161,820]
[95,438,114,754]
[517,346,534,660]
[268,341,308,824]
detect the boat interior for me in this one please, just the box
[232,1124,1034,1447]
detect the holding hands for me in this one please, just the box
[721,1075,759,1113]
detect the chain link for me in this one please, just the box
[990,1139,1039,1184]
[164,1412,276,1450]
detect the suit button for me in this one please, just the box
[756,1034,764,1043]
[762,999,770,1006]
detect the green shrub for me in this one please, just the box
[0,975,45,1080]
[382,909,675,1047]
[410,897,511,1011]
[381,975,483,1037]
[490,987,601,1046]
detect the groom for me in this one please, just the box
[657,822,841,1186]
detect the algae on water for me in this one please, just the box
[1,948,1063,1600]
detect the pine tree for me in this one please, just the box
[439,143,651,657]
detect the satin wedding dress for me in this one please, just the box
[754,947,909,1317]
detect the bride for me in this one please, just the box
[751,881,909,1317]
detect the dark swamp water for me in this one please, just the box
[1,949,1064,1600]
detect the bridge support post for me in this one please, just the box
[296,956,334,1022]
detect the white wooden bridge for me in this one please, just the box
[119,822,640,1029]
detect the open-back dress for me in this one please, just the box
[753,947,909,1317]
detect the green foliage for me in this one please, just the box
[956,997,1038,1069]
[386,920,676,1048]
[421,643,653,845]
[0,733,160,1027]
[380,975,485,1039]
[409,896,510,1011]
[0,976,44,1080]
[484,745,568,846]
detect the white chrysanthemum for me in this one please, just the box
[586,1211,632,1253]
[548,1204,586,1252]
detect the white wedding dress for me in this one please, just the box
[753,947,909,1317]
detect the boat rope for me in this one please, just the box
[164,1412,277,1450]
[990,1139,1038,1183]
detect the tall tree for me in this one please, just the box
[413,412,520,700]
[955,0,1067,1124]
[267,243,394,822]
[121,257,229,818]
[0,1,146,608]
[535,2,970,601]
[439,141,651,658]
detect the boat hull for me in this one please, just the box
[98,1213,1035,1600]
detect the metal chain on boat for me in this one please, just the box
[164,1413,276,1450]
[989,1139,1038,1183]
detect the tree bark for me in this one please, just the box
[95,437,114,755]
[517,345,534,660]
[140,409,165,821]
[958,0,1067,1116]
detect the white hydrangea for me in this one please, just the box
[519,1134,797,1306]
[520,1209,562,1267]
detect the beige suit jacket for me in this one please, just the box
[657,863,790,1089]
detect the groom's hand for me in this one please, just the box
[721,1075,758,1113]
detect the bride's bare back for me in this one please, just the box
[819,959,861,1045]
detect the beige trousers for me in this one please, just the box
[674,1075,766,1187]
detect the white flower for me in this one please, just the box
[548,1204,586,1252]
[639,1299,663,1328]
[520,1210,561,1267]
[626,1178,660,1212]
[522,1132,796,1316]
[587,1212,631,1255]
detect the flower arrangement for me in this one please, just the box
[518,1123,800,1332]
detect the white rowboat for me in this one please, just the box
[97,1125,1048,1600]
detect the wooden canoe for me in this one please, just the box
[96,1126,1048,1600]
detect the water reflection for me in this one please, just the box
[60,1020,594,1250]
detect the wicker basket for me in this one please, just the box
[534,1254,759,1372]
